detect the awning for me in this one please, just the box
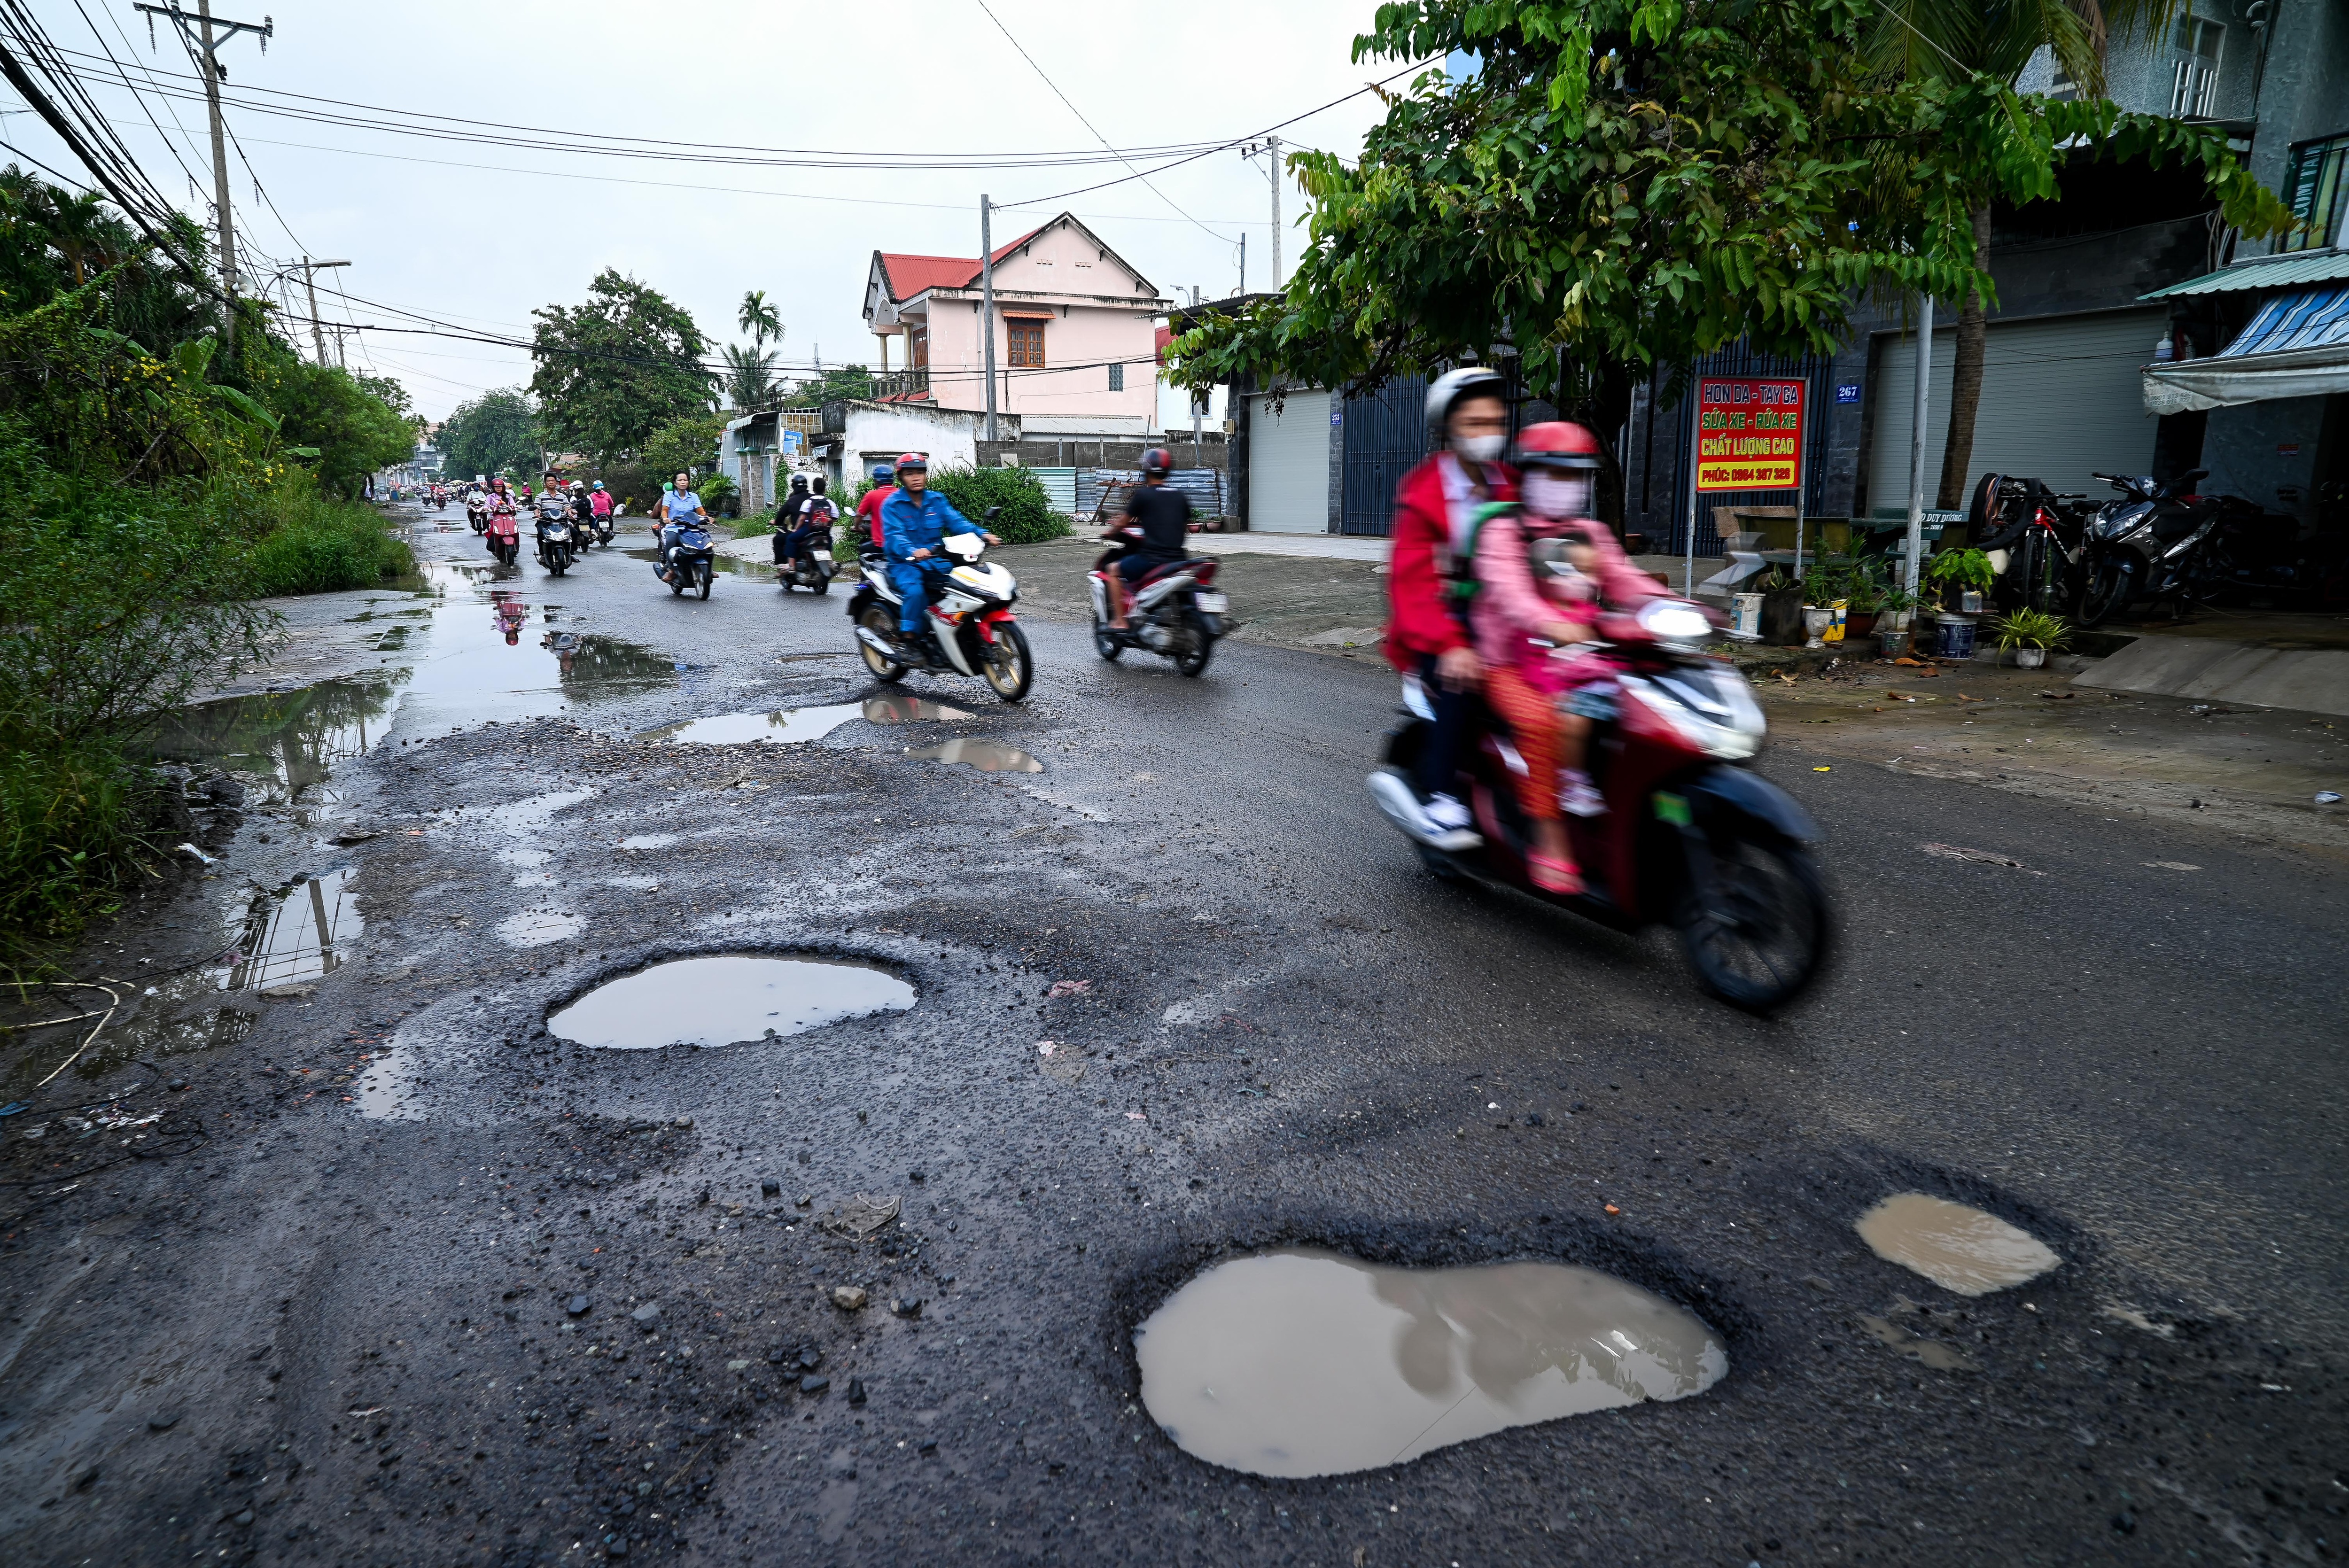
[2140,286,2349,414]
[2139,250,2349,300]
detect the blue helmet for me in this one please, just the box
[871,464,894,482]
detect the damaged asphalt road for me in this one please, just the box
[2,511,2342,1567]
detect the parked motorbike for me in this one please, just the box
[1369,591,1829,1011]
[535,507,576,576]
[659,522,718,599]
[485,506,521,567]
[1087,524,1228,676]
[2076,469,2224,627]
[848,509,1033,701]
[1967,472,2089,614]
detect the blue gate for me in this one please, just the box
[1339,374,1429,536]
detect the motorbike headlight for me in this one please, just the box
[1636,600,1713,649]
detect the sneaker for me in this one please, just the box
[1559,771,1609,818]
[1367,772,1482,851]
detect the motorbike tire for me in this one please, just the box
[2077,557,2130,628]
[668,566,687,597]
[982,621,1034,702]
[1090,608,1123,662]
[811,576,829,597]
[857,605,908,683]
[1674,831,1830,1013]
[1174,614,1215,678]
[697,564,713,600]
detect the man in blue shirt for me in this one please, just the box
[879,452,997,657]
[656,471,707,581]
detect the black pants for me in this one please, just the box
[1415,652,1474,799]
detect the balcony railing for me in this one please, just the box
[867,369,930,400]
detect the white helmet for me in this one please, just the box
[1424,365,1506,445]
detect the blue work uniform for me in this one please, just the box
[880,487,981,633]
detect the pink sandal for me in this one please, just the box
[1530,853,1584,896]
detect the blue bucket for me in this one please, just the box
[1934,614,1977,660]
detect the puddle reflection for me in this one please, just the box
[1135,1250,1727,1478]
[548,955,915,1049]
[1854,1194,2060,1296]
[903,739,1043,773]
[221,869,362,992]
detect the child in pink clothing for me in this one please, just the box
[1468,424,1660,892]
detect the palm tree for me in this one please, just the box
[738,289,782,355]
[720,343,778,412]
[1867,0,2176,507]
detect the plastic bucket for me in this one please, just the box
[1728,592,1765,641]
[1934,613,1977,660]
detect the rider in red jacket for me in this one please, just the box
[1372,366,1516,850]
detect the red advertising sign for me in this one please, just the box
[1695,376,1805,492]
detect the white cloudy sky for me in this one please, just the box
[10,0,1416,419]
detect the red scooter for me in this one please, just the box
[485,504,521,567]
[1369,590,1830,1010]
[1086,524,1229,676]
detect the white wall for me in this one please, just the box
[840,402,983,474]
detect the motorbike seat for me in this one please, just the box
[1131,556,1207,588]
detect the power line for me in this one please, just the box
[73,0,201,192]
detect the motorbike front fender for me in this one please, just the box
[1680,765,1820,846]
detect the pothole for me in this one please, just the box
[639,695,973,746]
[547,955,915,1049]
[1135,1249,1728,1478]
[903,739,1042,773]
[498,909,583,948]
[1854,1193,2061,1296]
[222,869,362,993]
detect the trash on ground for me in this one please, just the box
[1045,979,1091,998]
[822,1193,901,1238]
[2318,791,2342,805]
[1920,842,2042,875]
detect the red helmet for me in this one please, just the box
[893,451,928,474]
[1511,421,1605,472]
[1141,447,1173,478]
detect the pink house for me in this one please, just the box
[862,212,1167,433]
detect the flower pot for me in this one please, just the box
[1876,627,1911,659]
[1934,613,1978,660]
[1845,611,1878,641]
[2013,645,2047,669]
[1802,608,1834,649]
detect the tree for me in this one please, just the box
[738,288,782,354]
[1169,0,2287,512]
[438,388,542,480]
[720,343,779,411]
[528,270,711,462]
[780,364,875,408]
[269,362,418,497]
[640,411,727,487]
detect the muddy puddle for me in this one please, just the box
[222,869,362,993]
[640,695,974,747]
[547,955,916,1049]
[903,739,1043,773]
[1135,1250,1727,1478]
[1854,1193,2061,1296]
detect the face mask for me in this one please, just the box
[1454,434,1506,463]
[1524,472,1593,519]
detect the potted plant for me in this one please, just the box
[1925,548,1996,658]
[1991,607,2071,669]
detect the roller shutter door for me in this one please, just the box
[1868,309,2165,506]
[1247,390,1332,533]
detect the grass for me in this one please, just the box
[247,486,414,597]
[0,736,177,963]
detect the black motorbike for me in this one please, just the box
[1966,472,2090,614]
[661,523,717,599]
[776,528,836,595]
[534,508,576,576]
[1087,524,1229,676]
[2076,469,2226,628]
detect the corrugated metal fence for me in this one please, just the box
[1031,466,1226,520]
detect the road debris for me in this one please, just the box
[821,1194,901,1238]
[1920,842,2043,875]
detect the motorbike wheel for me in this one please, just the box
[1675,832,1829,1013]
[697,564,713,600]
[1174,614,1215,678]
[858,605,908,683]
[2077,557,2130,628]
[668,565,687,597]
[981,621,1034,702]
[812,575,829,597]
[1090,608,1123,662]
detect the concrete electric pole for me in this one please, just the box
[137,2,274,347]
[293,256,349,366]
[980,194,999,443]
[1240,136,1282,291]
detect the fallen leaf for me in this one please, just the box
[1893,656,1925,667]
[1921,842,2042,874]
[1604,1203,1621,1215]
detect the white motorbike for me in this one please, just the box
[846,512,1033,702]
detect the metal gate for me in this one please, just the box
[1667,345,1837,558]
[1339,374,1429,536]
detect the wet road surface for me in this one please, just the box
[3,508,2343,1566]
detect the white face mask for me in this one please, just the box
[1454,434,1506,464]
[1524,471,1593,519]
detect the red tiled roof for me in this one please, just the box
[876,225,1048,302]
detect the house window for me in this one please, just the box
[2167,16,2224,117]
[1108,362,1125,392]
[1006,321,1045,368]
[2282,134,2349,253]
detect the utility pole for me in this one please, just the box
[980,194,999,443]
[1189,286,1203,465]
[1903,296,1935,596]
[293,256,349,366]
[1237,232,1245,297]
[1240,137,1282,291]
[137,3,274,347]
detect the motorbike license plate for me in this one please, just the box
[1194,592,1229,613]
[814,551,833,562]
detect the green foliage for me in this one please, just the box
[1168,0,2289,419]
[1992,606,2070,650]
[0,735,166,950]
[641,411,727,489]
[246,475,413,596]
[267,360,419,497]
[437,387,541,480]
[738,289,782,354]
[923,465,1067,545]
[529,270,713,461]
[1926,545,1997,593]
[699,471,739,518]
[780,365,876,407]
[720,344,779,411]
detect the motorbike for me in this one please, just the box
[584,505,614,549]
[778,531,836,594]
[1087,524,1228,676]
[485,505,521,567]
[1369,583,1829,1011]
[660,521,718,599]
[466,497,490,534]
[534,507,576,576]
[1966,472,2090,614]
[847,508,1033,701]
[2076,469,2225,627]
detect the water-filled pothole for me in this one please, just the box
[498,908,582,947]
[1135,1249,1727,1478]
[903,739,1042,773]
[548,955,915,1048]
[1854,1193,2060,1296]
[640,696,973,746]
[222,869,362,992]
